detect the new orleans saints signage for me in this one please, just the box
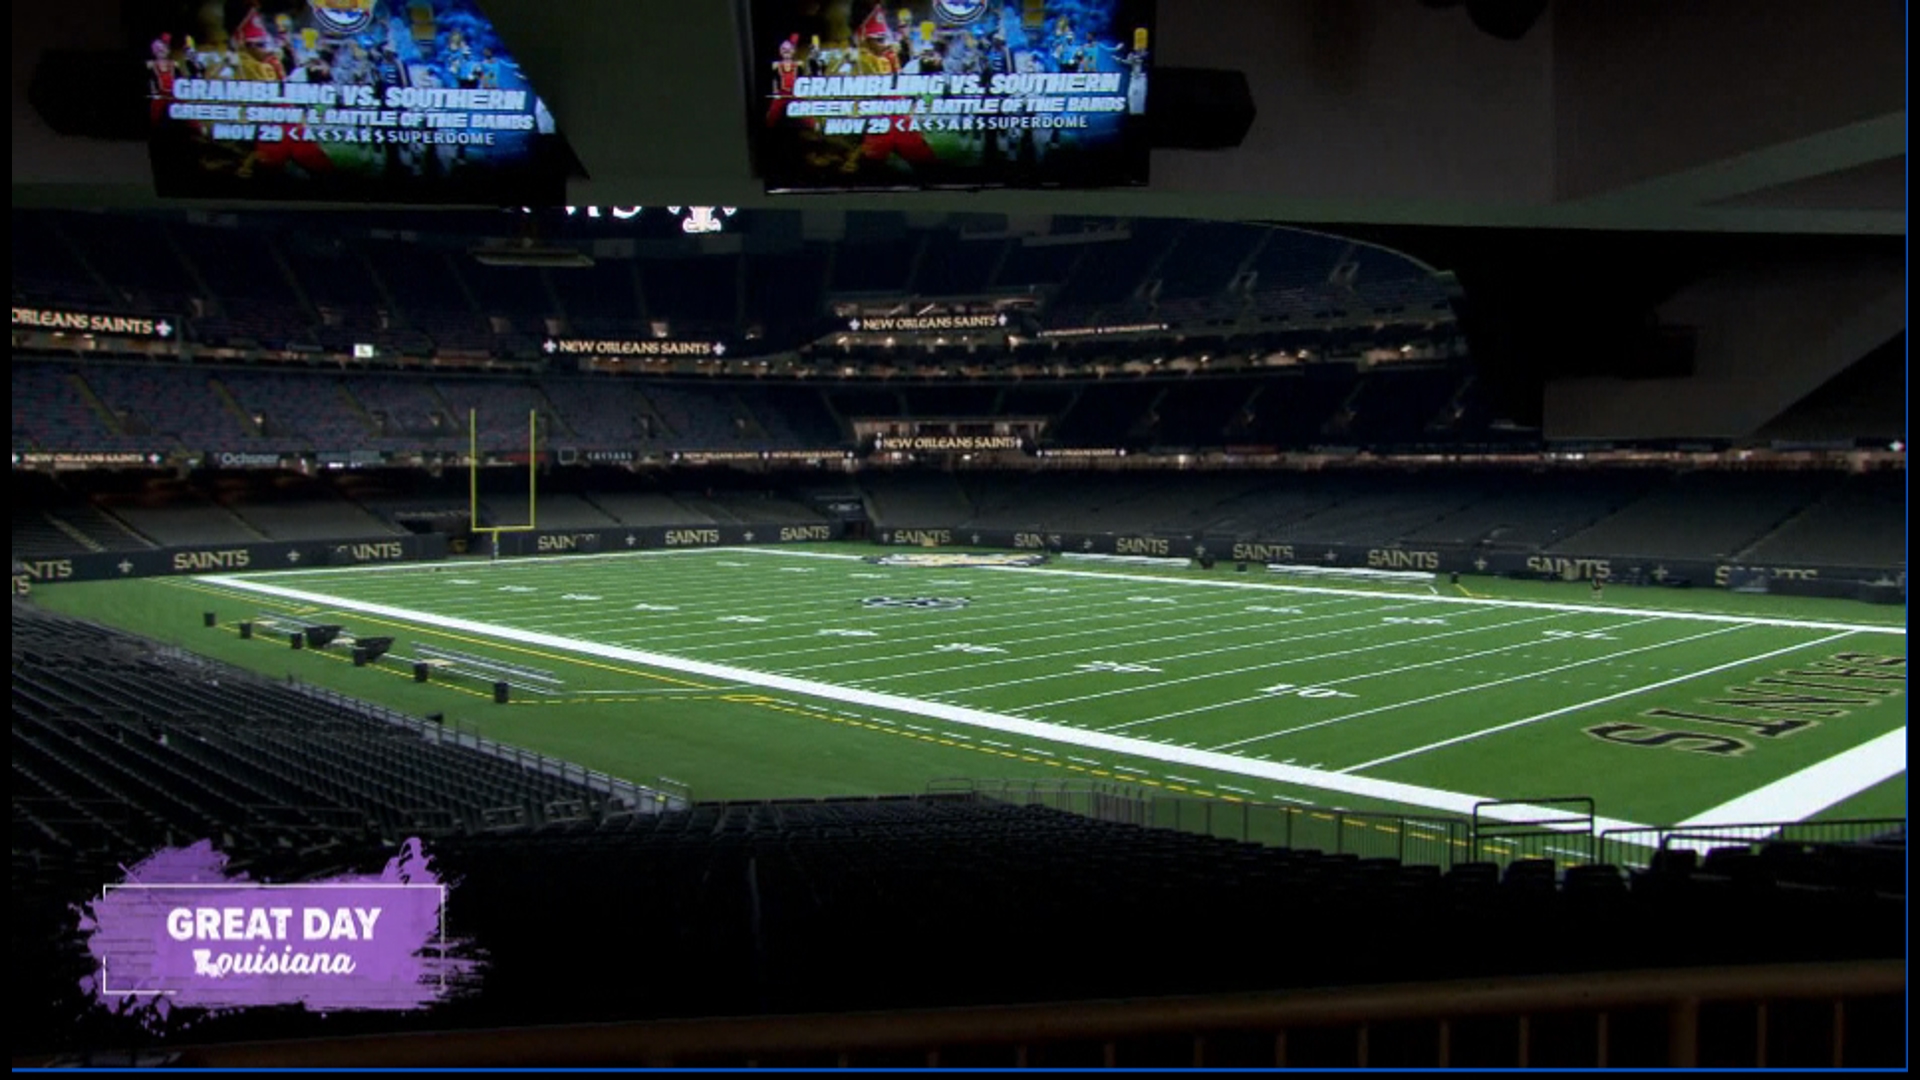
[861,596,972,611]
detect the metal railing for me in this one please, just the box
[139,960,1904,1069]
[934,778,1474,870]
[1599,817,1907,871]
[1471,796,1597,865]
[283,678,690,815]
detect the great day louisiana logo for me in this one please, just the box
[75,837,481,1019]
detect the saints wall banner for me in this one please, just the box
[11,306,180,340]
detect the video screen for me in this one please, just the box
[142,0,569,204]
[749,0,1154,193]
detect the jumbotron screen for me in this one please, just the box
[750,0,1154,193]
[142,0,568,204]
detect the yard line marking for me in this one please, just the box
[1339,631,1857,773]
[198,571,1655,832]
[1067,756,1101,765]
[1020,748,1056,757]
[1219,785,1255,795]
[976,564,1904,635]
[727,589,1312,667]
[866,596,1399,688]
[1205,621,1739,751]
[1111,766,1148,774]
[1167,775,1202,784]
[1015,609,1566,714]
[1678,726,1907,829]
[1108,615,1657,732]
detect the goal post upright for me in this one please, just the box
[469,408,540,546]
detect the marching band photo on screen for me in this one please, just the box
[753,0,1154,191]
[143,0,567,202]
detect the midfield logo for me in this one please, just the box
[862,596,972,611]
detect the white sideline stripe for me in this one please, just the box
[1678,727,1908,829]
[196,572,1654,834]
[251,546,757,577]
[733,548,865,561]
[978,564,1905,635]
[1339,631,1857,774]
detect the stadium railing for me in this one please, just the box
[932,778,1474,870]
[1470,796,1597,865]
[1598,818,1907,870]
[145,959,1904,1068]
[281,679,691,815]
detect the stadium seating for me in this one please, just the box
[1548,472,1824,561]
[862,471,972,526]
[102,488,263,547]
[219,371,374,449]
[9,604,1905,1060]
[11,605,646,858]
[10,363,133,453]
[80,364,257,452]
[214,474,404,542]
[1401,471,1650,550]
[1736,473,1905,569]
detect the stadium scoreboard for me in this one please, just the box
[748,0,1154,192]
[142,0,568,204]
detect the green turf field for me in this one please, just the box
[30,543,1906,842]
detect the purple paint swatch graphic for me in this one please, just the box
[76,837,481,1022]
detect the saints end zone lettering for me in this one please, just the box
[1231,542,1294,563]
[1115,537,1170,557]
[1368,548,1440,571]
[173,549,250,572]
[1585,652,1905,755]
[779,525,833,542]
[665,528,722,546]
[1585,723,1749,756]
[891,529,953,546]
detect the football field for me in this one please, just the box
[34,544,1906,847]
